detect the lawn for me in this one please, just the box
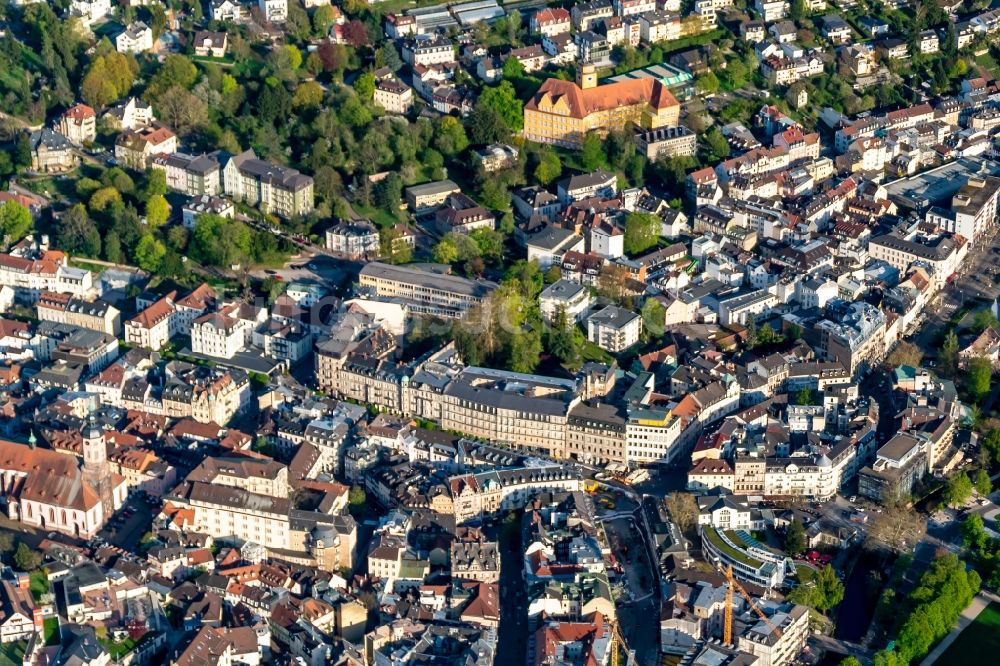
[29,570,48,602]
[98,636,138,661]
[42,617,59,646]
[0,640,27,666]
[937,601,1000,666]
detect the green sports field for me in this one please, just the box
[936,601,1000,666]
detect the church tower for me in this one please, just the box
[577,63,597,90]
[81,422,115,520]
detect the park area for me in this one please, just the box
[936,601,1000,666]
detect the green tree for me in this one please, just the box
[434,116,469,156]
[624,212,660,255]
[134,234,166,273]
[988,567,1000,593]
[375,44,402,72]
[469,105,510,145]
[145,194,169,229]
[353,72,376,101]
[943,472,973,507]
[783,519,806,555]
[502,57,524,80]
[56,205,101,257]
[696,71,720,93]
[478,81,523,132]
[373,173,403,212]
[580,132,606,171]
[13,134,31,170]
[840,658,862,666]
[547,307,582,367]
[147,54,197,97]
[89,187,122,214]
[790,0,806,20]
[13,542,40,571]
[974,469,992,496]
[940,330,959,376]
[380,227,412,264]
[961,513,988,550]
[143,169,167,198]
[0,201,33,245]
[348,485,366,516]
[534,150,562,185]
[292,81,325,108]
[789,565,845,614]
[434,237,459,265]
[795,388,816,406]
[642,298,665,338]
[703,126,730,162]
[312,5,337,35]
[104,235,122,264]
[983,428,1000,466]
[471,228,505,263]
[509,327,542,373]
[973,309,999,332]
[967,356,993,403]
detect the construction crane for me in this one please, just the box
[610,619,637,666]
[719,564,783,646]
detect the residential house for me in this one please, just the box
[193,31,228,58]
[57,104,97,145]
[115,125,178,170]
[28,129,77,173]
[115,21,153,53]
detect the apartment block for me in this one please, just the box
[222,149,314,218]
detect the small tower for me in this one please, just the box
[81,422,115,521]
[82,423,106,469]
[577,63,597,90]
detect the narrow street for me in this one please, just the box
[488,515,528,665]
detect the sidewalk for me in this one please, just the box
[919,591,1000,666]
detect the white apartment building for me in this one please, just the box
[103,97,156,131]
[190,312,246,359]
[124,291,176,350]
[587,305,642,352]
[69,0,112,26]
[614,0,656,15]
[925,176,1000,245]
[540,279,593,323]
[326,220,380,259]
[259,0,287,22]
[737,604,809,666]
[402,36,455,66]
[754,0,788,22]
[0,249,94,302]
[374,79,413,115]
[718,290,777,326]
[868,231,966,292]
[150,153,221,196]
[222,149,314,218]
[626,410,684,465]
[210,0,245,22]
[696,493,764,531]
[57,104,97,145]
[115,21,153,53]
[167,481,292,550]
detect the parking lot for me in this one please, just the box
[98,495,156,552]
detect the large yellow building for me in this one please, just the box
[523,64,681,148]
